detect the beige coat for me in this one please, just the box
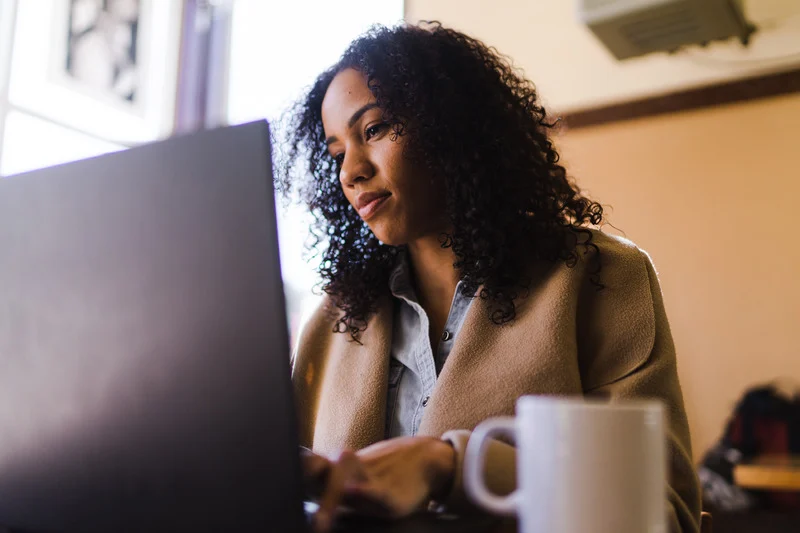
[291,231,701,533]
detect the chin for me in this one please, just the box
[369,224,407,247]
[373,233,407,247]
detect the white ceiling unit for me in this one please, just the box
[580,0,754,60]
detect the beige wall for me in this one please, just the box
[405,1,800,460]
[556,94,800,460]
[404,0,800,112]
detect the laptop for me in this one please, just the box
[0,121,506,533]
[0,121,307,532]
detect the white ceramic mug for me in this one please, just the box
[464,396,666,533]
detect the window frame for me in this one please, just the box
[0,0,217,176]
[0,0,19,167]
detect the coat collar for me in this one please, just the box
[298,231,657,452]
[307,260,584,453]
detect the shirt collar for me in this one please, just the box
[388,247,419,303]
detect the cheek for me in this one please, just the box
[376,141,445,225]
[379,138,410,180]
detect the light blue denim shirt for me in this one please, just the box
[384,250,473,438]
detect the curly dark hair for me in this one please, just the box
[277,22,603,339]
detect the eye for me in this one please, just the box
[333,153,344,166]
[365,122,388,141]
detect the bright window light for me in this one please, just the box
[1,110,124,177]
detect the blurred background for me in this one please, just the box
[0,1,799,530]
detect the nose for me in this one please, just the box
[338,146,374,188]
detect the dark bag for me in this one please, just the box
[699,384,800,512]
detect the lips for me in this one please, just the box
[355,191,391,220]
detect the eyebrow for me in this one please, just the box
[325,103,379,146]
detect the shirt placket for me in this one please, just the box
[410,300,437,435]
[434,281,470,373]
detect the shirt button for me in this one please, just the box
[441,330,451,342]
[422,396,430,407]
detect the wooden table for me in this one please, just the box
[734,455,800,491]
[330,512,515,532]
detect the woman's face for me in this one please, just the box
[321,68,446,247]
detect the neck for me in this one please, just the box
[405,233,459,314]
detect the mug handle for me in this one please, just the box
[463,416,518,516]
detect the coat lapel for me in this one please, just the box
[418,262,586,437]
[297,232,660,449]
[311,298,392,454]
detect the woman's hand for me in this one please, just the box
[301,437,456,532]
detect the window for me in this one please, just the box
[0,0,129,175]
[227,0,404,336]
[0,0,181,176]
[0,0,17,162]
[0,0,14,84]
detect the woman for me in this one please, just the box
[281,22,701,533]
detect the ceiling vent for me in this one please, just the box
[579,0,754,60]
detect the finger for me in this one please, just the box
[302,451,331,479]
[301,450,332,501]
[342,484,393,517]
[315,450,364,532]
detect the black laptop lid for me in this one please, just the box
[0,121,306,532]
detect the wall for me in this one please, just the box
[405,0,800,459]
[404,0,800,112]
[556,94,800,459]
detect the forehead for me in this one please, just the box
[321,68,374,133]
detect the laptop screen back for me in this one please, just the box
[0,121,306,532]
